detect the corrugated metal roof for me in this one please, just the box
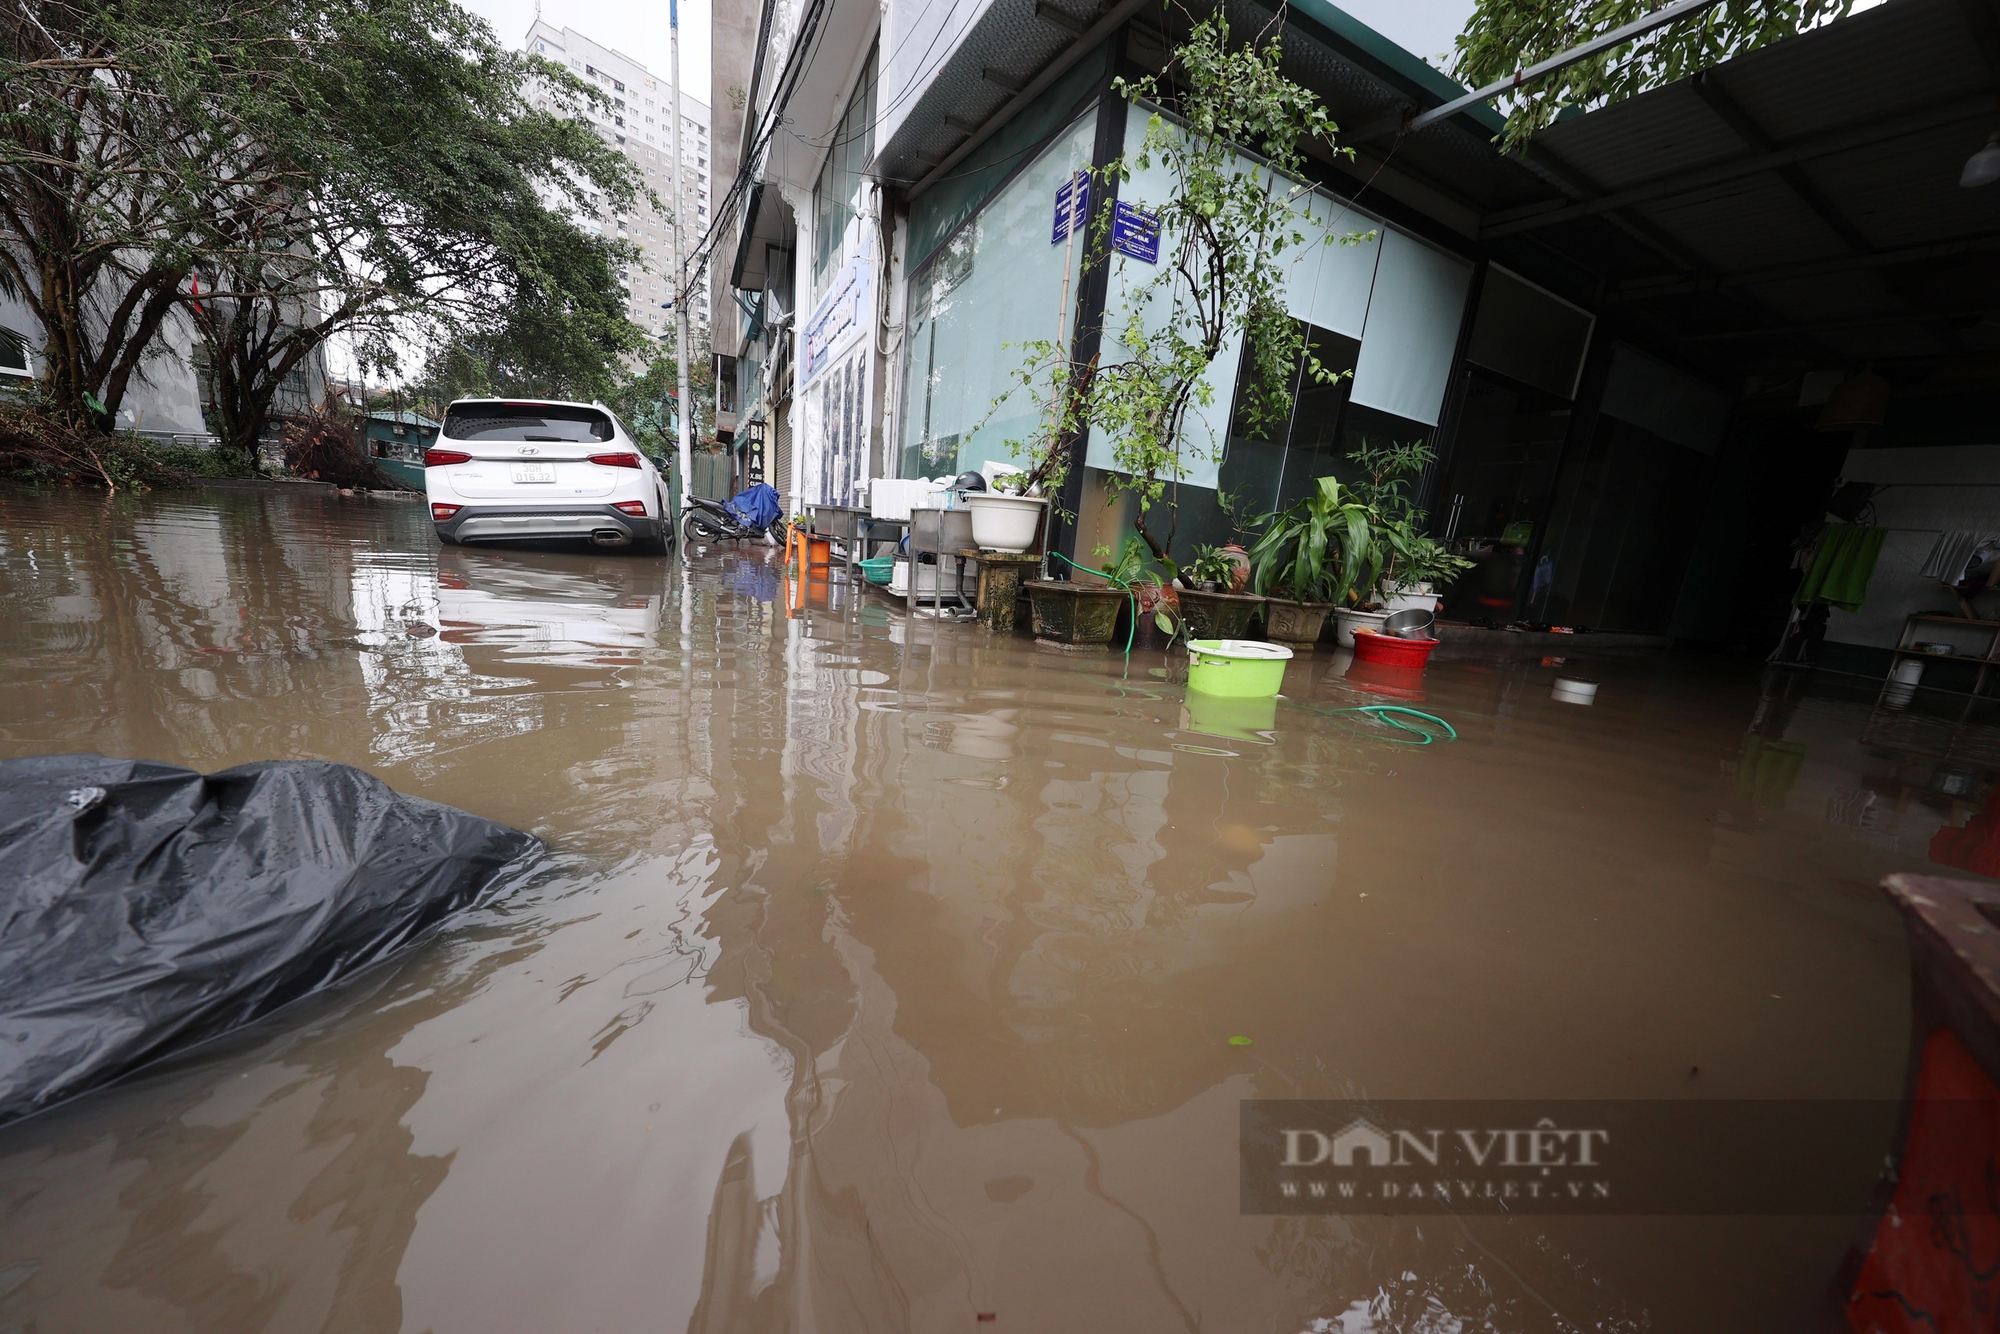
[1515,0,2000,368]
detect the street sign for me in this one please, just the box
[1052,170,1090,244]
[1112,201,1161,263]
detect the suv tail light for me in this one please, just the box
[588,452,641,469]
[612,500,648,517]
[424,448,471,466]
[431,503,462,520]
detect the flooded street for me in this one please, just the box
[0,488,1962,1332]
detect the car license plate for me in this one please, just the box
[511,463,555,484]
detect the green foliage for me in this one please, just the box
[1097,534,1155,585]
[992,13,1358,562]
[1341,438,1475,597]
[2,0,646,440]
[1186,544,1240,588]
[1455,0,1852,150]
[1246,475,1378,605]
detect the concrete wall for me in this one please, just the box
[0,287,208,434]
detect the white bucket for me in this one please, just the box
[1552,677,1598,705]
[1885,656,1924,710]
[1332,607,1389,647]
[962,493,1046,553]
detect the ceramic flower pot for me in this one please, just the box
[961,494,1046,553]
[1176,588,1264,639]
[1263,600,1332,645]
[1025,580,1125,646]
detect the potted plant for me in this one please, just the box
[1176,543,1265,638]
[1025,576,1127,647]
[963,467,1048,553]
[1247,475,1376,645]
[1344,439,1475,621]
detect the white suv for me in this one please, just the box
[425,399,671,554]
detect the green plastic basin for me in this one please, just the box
[1185,639,1292,697]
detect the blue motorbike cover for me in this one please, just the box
[724,483,782,530]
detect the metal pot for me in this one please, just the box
[1381,607,1435,639]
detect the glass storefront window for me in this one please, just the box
[1434,371,1572,623]
[898,114,1095,479]
[812,50,877,296]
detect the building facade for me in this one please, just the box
[712,0,2000,651]
[526,21,713,340]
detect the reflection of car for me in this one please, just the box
[425,399,671,555]
[433,547,666,666]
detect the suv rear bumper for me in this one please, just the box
[434,504,665,548]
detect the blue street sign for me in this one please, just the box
[1052,170,1090,244]
[1112,201,1161,263]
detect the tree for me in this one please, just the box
[1,0,241,429]
[187,0,648,454]
[1,0,646,444]
[996,12,1352,569]
[1454,0,1853,150]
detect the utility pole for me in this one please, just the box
[667,0,693,527]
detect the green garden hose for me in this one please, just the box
[1300,703,1457,745]
[1049,551,1137,655]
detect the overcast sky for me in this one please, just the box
[1333,0,1477,73]
[458,0,715,103]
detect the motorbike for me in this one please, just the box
[682,482,783,547]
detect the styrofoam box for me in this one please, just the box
[890,558,966,595]
[868,477,946,522]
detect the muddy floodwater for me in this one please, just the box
[0,487,1971,1332]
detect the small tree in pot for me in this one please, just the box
[1344,439,1474,611]
[991,14,1356,568]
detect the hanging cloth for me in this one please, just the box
[1918,531,1997,583]
[1794,524,1888,612]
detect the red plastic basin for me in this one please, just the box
[1351,629,1440,668]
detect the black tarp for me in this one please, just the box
[0,754,540,1125]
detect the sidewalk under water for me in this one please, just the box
[0,487,1976,1333]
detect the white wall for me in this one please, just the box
[1828,444,2000,647]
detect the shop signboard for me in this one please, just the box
[801,247,871,386]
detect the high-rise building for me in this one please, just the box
[525,21,712,339]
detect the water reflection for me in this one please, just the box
[0,489,1953,1331]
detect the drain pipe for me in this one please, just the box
[1408,0,1726,134]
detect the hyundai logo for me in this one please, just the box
[518,446,541,456]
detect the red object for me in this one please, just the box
[612,500,648,517]
[587,452,642,469]
[424,448,471,466]
[430,503,461,521]
[1344,657,1426,701]
[1351,629,1440,668]
[1845,1027,2000,1332]
[1931,788,2000,879]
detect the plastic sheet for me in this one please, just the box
[0,754,540,1125]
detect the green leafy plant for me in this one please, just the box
[1339,438,1474,599]
[1096,534,1154,585]
[1455,0,1852,151]
[1246,476,1378,605]
[1186,543,1239,588]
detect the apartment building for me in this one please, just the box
[526,21,713,339]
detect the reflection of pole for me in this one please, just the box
[669,0,692,525]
